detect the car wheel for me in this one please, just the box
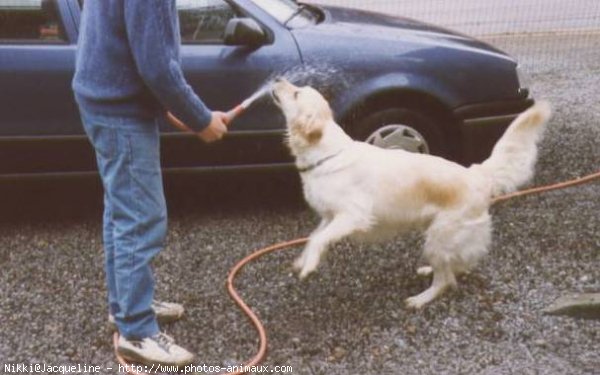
[355,108,447,157]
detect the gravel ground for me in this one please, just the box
[1,35,599,375]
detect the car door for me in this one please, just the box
[160,0,302,170]
[0,0,90,176]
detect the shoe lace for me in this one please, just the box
[153,332,175,351]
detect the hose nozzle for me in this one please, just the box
[226,104,246,122]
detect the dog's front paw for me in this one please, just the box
[405,295,428,310]
[298,265,316,280]
[293,255,315,279]
[298,254,321,279]
[292,254,305,272]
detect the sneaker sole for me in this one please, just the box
[117,346,195,368]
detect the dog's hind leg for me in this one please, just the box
[406,211,491,309]
[295,214,366,279]
[406,214,458,309]
[406,260,456,309]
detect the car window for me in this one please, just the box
[178,0,237,44]
[251,0,318,28]
[0,0,67,43]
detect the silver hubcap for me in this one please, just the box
[365,124,430,154]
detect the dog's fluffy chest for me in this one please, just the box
[300,161,369,217]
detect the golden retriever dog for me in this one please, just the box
[271,78,551,308]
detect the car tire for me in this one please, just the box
[354,107,448,158]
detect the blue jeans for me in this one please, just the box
[80,110,166,339]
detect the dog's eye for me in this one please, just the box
[294,91,300,99]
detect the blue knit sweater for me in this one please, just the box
[72,0,212,132]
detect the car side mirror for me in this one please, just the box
[224,18,267,47]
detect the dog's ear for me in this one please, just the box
[292,112,323,144]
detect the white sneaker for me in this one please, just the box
[117,332,195,367]
[108,300,184,330]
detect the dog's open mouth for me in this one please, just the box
[270,88,281,105]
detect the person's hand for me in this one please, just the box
[197,111,229,143]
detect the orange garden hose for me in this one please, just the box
[491,170,600,204]
[114,168,600,375]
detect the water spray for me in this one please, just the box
[167,63,350,134]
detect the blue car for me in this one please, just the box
[0,0,532,178]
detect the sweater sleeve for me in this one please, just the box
[124,0,212,132]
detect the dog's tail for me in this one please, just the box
[476,101,552,197]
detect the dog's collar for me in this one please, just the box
[297,149,344,173]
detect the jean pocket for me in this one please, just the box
[82,122,118,162]
[124,131,166,217]
[126,129,161,172]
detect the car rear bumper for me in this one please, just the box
[454,98,535,164]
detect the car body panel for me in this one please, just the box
[0,44,79,137]
[0,0,532,178]
[293,6,522,116]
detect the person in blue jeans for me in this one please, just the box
[72,0,228,366]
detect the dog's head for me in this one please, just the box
[271,78,333,149]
